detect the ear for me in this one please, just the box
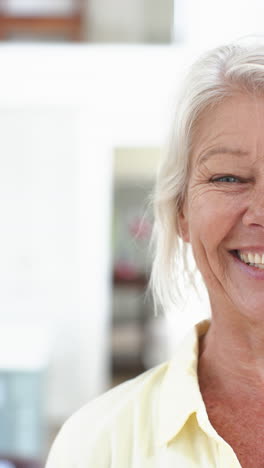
[178,202,190,243]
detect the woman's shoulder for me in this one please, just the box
[75,363,163,415]
[63,360,169,433]
[46,360,170,467]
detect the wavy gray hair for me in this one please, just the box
[150,40,264,312]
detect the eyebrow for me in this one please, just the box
[197,147,249,165]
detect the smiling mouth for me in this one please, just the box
[231,250,264,270]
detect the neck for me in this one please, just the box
[198,311,264,398]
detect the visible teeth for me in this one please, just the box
[248,253,255,263]
[240,253,247,262]
[238,250,264,267]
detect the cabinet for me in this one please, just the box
[111,172,158,384]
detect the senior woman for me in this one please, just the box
[46,41,264,468]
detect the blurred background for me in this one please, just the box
[0,0,263,466]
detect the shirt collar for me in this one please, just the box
[157,319,211,447]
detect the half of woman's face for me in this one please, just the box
[179,93,264,323]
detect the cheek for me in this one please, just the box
[188,200,235,255]
[187,179,246,261]
[188,208,230,286]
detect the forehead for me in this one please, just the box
[191,93,264,167]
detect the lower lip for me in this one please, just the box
[231,251,264,280]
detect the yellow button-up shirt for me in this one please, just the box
[46,320,242,467]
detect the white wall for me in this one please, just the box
[175,0,264,46]
[0,44,207,424]
[0,103,113,422]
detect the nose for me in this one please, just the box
[242,184,264,228]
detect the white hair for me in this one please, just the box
[150,40,264,313]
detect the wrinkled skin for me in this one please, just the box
[180,93,264,326]
[180,92,264,468]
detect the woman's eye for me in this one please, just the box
[212,175,241,183]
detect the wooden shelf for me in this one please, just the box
[0,1,84,41]
[113,272,148,288]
